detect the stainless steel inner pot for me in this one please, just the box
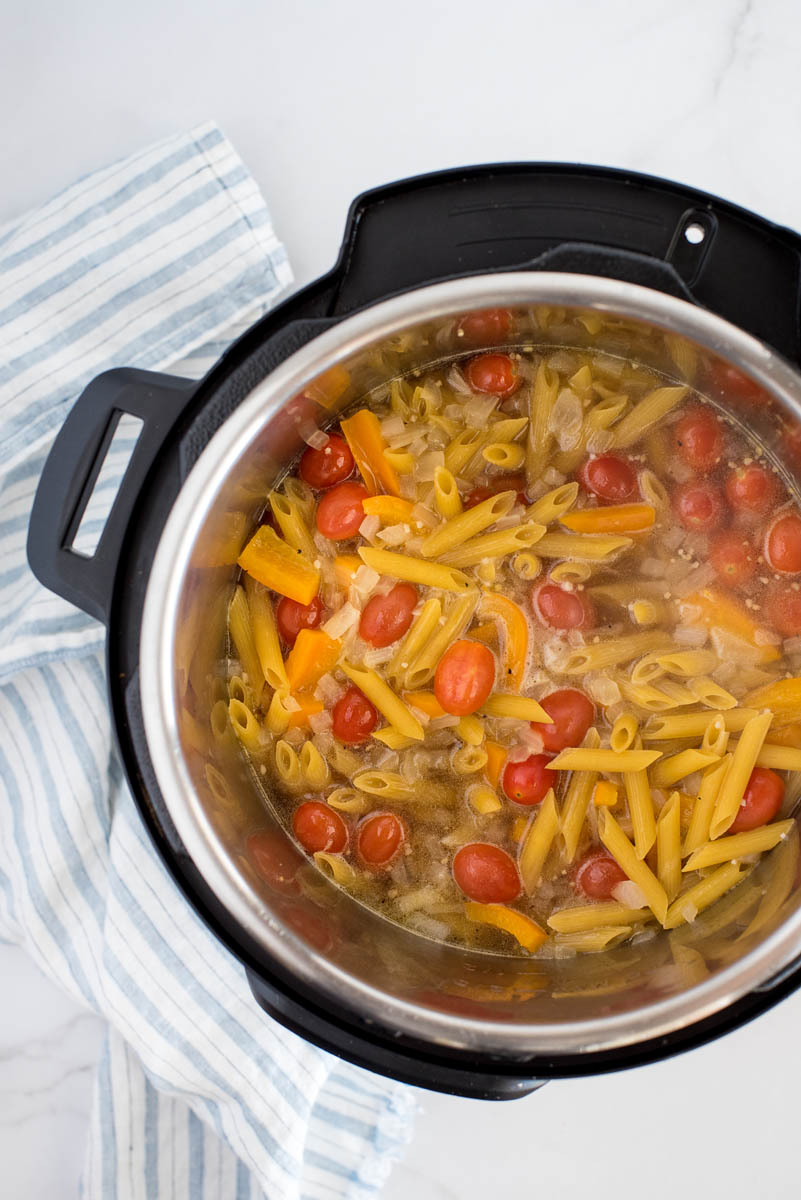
[140,272,801,1059]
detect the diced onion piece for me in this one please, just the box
[377,523,410,546]
[549,389,583,450]
[308,710,333,734]
[321,602,360,639]
[351,564,380,597]
[380,415,406,439]
[464,394,499,425]
[358,514,381,541]
[313,673,341,703]
[612,881,648,909]
[282,695,302,712]
[303,428,330,449]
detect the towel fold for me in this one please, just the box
[0,121,414,1200]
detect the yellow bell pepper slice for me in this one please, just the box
[680,588,780,664]
[340,409,402,496]
[287,694,325,728]
[483,740,507,790]
[402,690,446,719]
[561,503,655,534]
[238,525,320,606]
[333,554,362,590]
[285,629,341,692]
[479,593,529,690]
[464,902,548,953]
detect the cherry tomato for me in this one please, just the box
[533,583,595,631]
[706,360,769,408]
[452,843,521,903]
[316,481,368,540]
[673,481,726,532]
[673,405,724,472]
[299,433,354,489]
[247,831,301,894]
[502,753,555,806]
[434,640,496,716]
[331,686,378,743]
[275,594,324,646]
[359,583,418,647]
[765,511,801,575]
[457,308,512,345]
[464,473,529,509]
[357,812,406,867]
[729,767,785,833]
[578,454,638,503]
[709,532,757,588]
[538,689,595,753]
[765,583,801,637]
[725,464,779,514]
[573,850,627,899]
[465,353,520,398]
[292,801,348,854]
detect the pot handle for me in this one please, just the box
[27,368,197,626]
[331,164,801,363]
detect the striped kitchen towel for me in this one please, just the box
[0,122,415,1199]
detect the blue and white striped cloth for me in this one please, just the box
[0,122,415,1199]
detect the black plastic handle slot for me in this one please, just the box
[28,369,197,626]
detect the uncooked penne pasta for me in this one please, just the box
[519,790,560,892]
[710,711,773,838]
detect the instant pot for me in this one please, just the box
[27,165,801,1099]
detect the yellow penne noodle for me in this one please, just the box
[744,743,801,772]
[534,531,634,561]
[610,713,638,752]
[689,676,738,710]
[444,429,483,475]
[314,852,359,887]
[624,736,657,859]
[357,547,471,592]
[611,385,688,448]
[519,790,560,893]
[265,688,293,735]
[548,748,661,772]
[562,631,671,675]
[481,442,526,470]
[525,361,559,484]
[352,771,414,799]
[387,596,442,681]
[651,749,721,788]
[663,862,745,930]
[656,792,682,902]
[599,810,669,924]
[420,491,516,558]
[553,927,634,952]
[639,468,669,510]
[457,714,485,746]
[404,590,479,689]
[683,821,795,871]
[340,662,424,740]
[326,788,370,814]
[432,466,463,519]
[228,585,266,695]
[243,576,289,692]
[373,729,418,750]
[701,714,729,756]
[452,744,488,774]
[642,709,759,741]
[439,521,545,568]
[682,756,731,856]
[300,741,330,789]
[468,784,503,816]
[526,482,579,525]
[547,902,650,933]
[710,710,773,838]
[275,740,303,788]
[481,694,550,723]
[228,698,263,753]
[560,728,601,861]
[655,649,719,677]
[268,490,316,559]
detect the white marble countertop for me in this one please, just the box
[3,0,801,1195]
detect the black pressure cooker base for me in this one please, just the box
[28,162,801,1100]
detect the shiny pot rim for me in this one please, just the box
[140,271,801,1056]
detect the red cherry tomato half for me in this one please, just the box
[275,594,324,646]
[247,831,301,894]
[457,308,512,345]
[292,801,348,854]
[464,473,529,509]
[729,767,785,833]
[452,843,521,903]
[502,753,555,806]
[573,850,628,900]
[673,481,727,532]
[765,583,801,637]
[578,454,638,503]
[359,583,418,647]
[706,360,769,407]
[725,464,779,515]
[709,532,757,588]
[765,511,801,575]
[299,433,354,490]
[434,640,496,716]
[331,686,379,743]
[533,583,595,631]
[357,812,406,867]
[673,406,724,473]
[465,353,520,398]
[316,481,368,540]
[538,689,595,753]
